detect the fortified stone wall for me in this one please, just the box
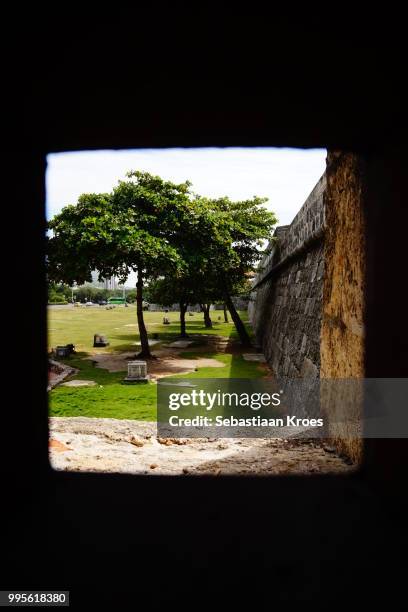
[249,174,326,380]
[320,152,366,463]
[249,158,365,462]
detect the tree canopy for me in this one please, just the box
[47,170,277,354]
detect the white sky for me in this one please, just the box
[46,147,326,286]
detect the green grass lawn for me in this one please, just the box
[48,306,261,420]
[49,351,263,420]
[48,305,248,353]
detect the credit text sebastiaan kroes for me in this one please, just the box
[166,389,324,429]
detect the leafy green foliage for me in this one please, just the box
[46,169,277,347]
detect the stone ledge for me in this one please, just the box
[48,359,78,391]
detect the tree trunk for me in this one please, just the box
[179,303,188,337]
[223,303,229,323]
[203,304,212,328]
[136,272,151,358]
[225,294,251,346]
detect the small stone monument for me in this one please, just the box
[123,360,149,384]
[93,333,109,347]
[55,345,71,358]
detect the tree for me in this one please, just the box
[124,289,137,303]
[223,304,229,323]
[147,273,220,336]
[47,172,277,353]
[146,277,193,337]
[144,194,233,334]
[172,195,277,345]
[47,172,193,357]
[145,194,277,345]
[48,282,69,304]
[212,196,276,344]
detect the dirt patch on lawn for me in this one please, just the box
[86,350,225,379]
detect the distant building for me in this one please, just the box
[91,270,117,291]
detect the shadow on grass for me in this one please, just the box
[179,351,264,379]
[55,353,126,385]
